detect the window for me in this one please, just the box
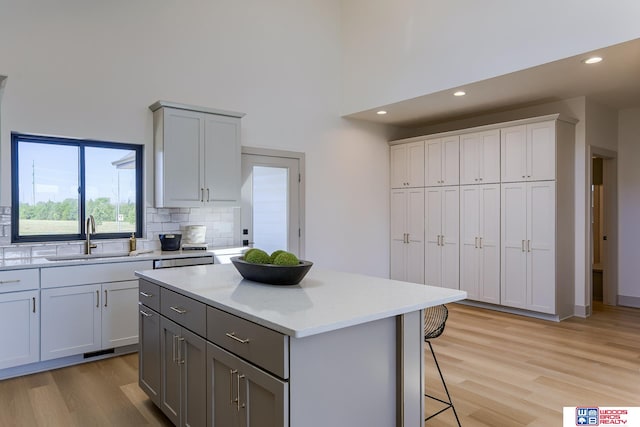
[11,133,143,243]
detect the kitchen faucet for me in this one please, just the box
[85,215,97,254]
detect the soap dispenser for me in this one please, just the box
[129,233,137,252]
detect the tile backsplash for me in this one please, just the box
[0,206,240,260]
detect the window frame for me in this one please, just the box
[11,132,143,243]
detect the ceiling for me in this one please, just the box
[345,38,640,128]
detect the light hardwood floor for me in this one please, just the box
[0,302,637,426]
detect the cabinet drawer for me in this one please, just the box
[41,260,153,288]
[207,306,289,379]
[160,288,206,337]
[0,269,39,293]
[138,279,160,312]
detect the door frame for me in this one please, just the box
[241,146,306,259]
[588,145,618,308]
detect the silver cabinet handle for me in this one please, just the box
[172,335,178,363]
[207,188,211,202]
[177,337,185,365]
[225,332,250,344]
[139,291,153,298]
[170,306,187,314]
[33,297,36,313]
[475,237,478,248]
[230,369,238,405]
[0,279,20,285]
[521,240,525,252]
[405,233,410,243]
[527,240,531,252]
[200,188,205,202]
[140,310,152,317]
[479,177,483,181]
[96,290,99,308]
[104,290,108,307]
[479,237,483,248]
[237,374,246,412]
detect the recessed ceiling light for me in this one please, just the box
[583,56,603,64]
[453,91,466,97]
[376,110,387,115]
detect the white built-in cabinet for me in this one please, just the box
[389,114,575,319]
[501,181,556,313]
[390,141,424,188]
[390,188,424,284]
[425,187,459,289]
[425,136,459,186]
[150,101,244,208]
[501,121,556,182]
[0,269,40,370]
[460,130,500,185]
[459,185,501,304]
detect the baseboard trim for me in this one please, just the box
[618,295,640,308]
[573,304,591,318]
[454,300,561,322]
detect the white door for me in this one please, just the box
[406,188,425,284]
[460,186,480,298]
[102,280,139,348]
[241,152,302,257]
[480,130,501,184]
[501,125,527,182]
[442,135,460,186]
[390,189,408,281]
[441,186,460,290]
[390,145,407,189]
[528,121,556,181]
[479,184,501,303]
[0,290,39,369]
[425,139,443,187]
[527,181,556,313]
[460,134,481,185]
[425,188,442,286]
[406,141,425,187]
[203,114,241,204]
[501,182,527,308]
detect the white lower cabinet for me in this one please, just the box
[501,181,556,313]
[425,187,459,289]
[460,184,501,304]
[41,280,139,361]
[390,188,425,284]
[0,290,40,369]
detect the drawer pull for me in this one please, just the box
[225,332,250,344]
[170,306,187,315]
[139,291,153,298]
[140,310,152,317]
[0,279,21,284]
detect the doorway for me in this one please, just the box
[590,148,618,307]
[241,147,305,258]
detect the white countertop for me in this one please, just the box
[136,263,467,338]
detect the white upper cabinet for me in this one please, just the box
[425,136,459,187]
[501,120,556,182]
[390,141,425,188]
[459,130,500,185]
[151,102,244,208]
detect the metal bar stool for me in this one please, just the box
[424,305,461,426]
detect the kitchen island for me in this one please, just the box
[136,263,466,427]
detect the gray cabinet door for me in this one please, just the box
[182,328,206,427]
[160,317,181,426]
[139,306,161,406]
[207,342,287,427]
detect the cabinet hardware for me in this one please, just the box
[237,374,246,411]
[479,177,483,181]
[206,188,210,202]
[170,306,187,314]
[0,279,20,285]
[172,335,178,363]
[104,290,108,307]
[527,240,531,252]
[522,175,526,178]
[200,188,205,202]
[475,237,478,248]
[33,297,36,313]
[521,240,525,252]
[479,237,483,248]
[140,310,152,317]
[225,332,250,344]
[139,291,153,298]
[96,290,99,308]
[230,369,238,405]
[177,337,185,365]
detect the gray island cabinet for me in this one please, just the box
[136,263,465,427]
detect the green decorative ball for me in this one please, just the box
[273,252,300,266]
[243,248,258,259]
[269,250,287,264]
[244,249,270,264]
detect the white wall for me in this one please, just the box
[0,0,393,277]
[618,108,640,304]
[341,0,640,115]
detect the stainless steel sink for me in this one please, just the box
[45,251,131,261]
